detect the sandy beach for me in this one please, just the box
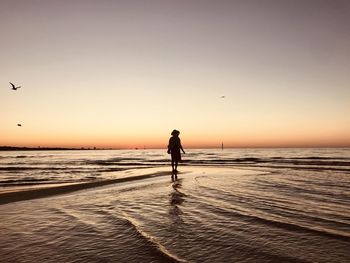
[0,167,172,205]
[1,164,349,263]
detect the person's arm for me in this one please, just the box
[167,138,172,154]
[179,139,186,154]
[181,146,185,154]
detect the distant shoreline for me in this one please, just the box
[0,146,113,151]
[0,146,348,151]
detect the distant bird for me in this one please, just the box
[220,96,225,99]
[10,82,21,90]
[17,124,22,127]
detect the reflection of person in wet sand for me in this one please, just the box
[167,129,186,172]
[169,178,185,223]
[170,178,185,205]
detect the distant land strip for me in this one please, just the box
[0,146,113,151]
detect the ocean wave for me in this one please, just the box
[194,190,350,242]
[2,155,349,173]
[245,212,350,242]
[292,156,350,160]
[0,179,73,187]
[0,167,67,171]
[186,157,350,166]
[120,213,187,263]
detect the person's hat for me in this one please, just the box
[171,129,180,136]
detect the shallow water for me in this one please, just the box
[0,148,349,190]
[0,149,349,262]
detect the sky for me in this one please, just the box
[0,0,349,148]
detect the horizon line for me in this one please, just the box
[1,145,349,151]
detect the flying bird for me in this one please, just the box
[220,96,225,99]
[10,82,21,90]
[17,124,22,127]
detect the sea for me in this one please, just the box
[0,148,349,263]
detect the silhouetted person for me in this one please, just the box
[167,129,185,172]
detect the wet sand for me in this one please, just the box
[1,166,349,263]
[0,168,174,205]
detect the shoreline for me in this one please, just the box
[0,146,115,151]
[0,166,260,206]
[0,169,173,205]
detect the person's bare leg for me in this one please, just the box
[175,161,178,172]
[171,160,175,171]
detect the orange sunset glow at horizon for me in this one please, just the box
[1,1,349,149]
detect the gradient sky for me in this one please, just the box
[1,0,349,148]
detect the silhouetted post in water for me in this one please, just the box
[167,129,185,173]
